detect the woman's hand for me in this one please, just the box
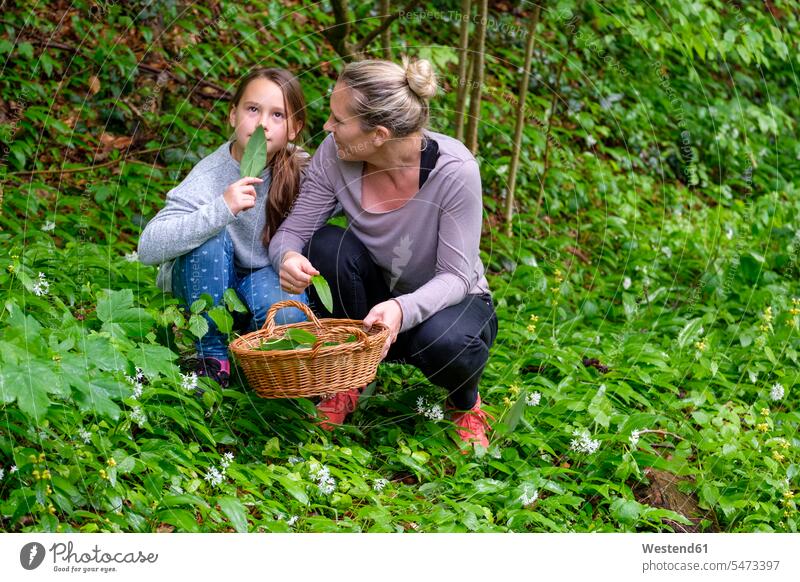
[223,177,263,215]
[363,299,403,360]
[280,251,320,294]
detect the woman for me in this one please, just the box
[268,58,498,452]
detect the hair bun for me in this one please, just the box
[402,57,437,100]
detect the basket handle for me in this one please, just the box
[262,299,321,336]
[309,325,370,357]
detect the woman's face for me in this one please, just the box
[323,82,377,161]
[229,78,298,162]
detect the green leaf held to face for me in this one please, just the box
[239,127,268,179]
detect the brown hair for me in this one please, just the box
[230,68,307,247]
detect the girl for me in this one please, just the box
[138,68,310,388]
[270,58,498,453]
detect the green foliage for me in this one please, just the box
[0,0,798,534]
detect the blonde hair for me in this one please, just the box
[339,57,438,137]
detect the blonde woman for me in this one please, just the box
[269,58,498,453]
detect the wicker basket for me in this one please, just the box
[228,299,390,399]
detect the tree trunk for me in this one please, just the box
[453,0,472,141]
[534,36,573,222]
[465,0,488,154]
[326,0,352,59]
[380,0,392,59]
[503,4,541,237]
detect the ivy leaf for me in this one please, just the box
[188,314,209,339]
[96,289,154,338]
[208,305,234,335]
[239,128,267,178]
[223,288,248,313]
[71,377,123,420]
[130,344,179,378]
[311,275,333,314]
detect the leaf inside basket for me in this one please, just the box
[255,331,358,352]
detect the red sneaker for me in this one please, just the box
[316,387,363,430]
[448,395,494,453]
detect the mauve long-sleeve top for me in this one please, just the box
[268,131,491,333]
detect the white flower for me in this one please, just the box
[204,466,224,487]
[629,430,641,447]
[287,456,303,465]
[415,396,425,413]
[0,467,4,480]
[585,134,597,147]
[661,246,672,259]
[130,406,147,427]
[124,250,139,262]
[78,429,92,444]
[570,428,600,454]
[220,452,234,469]
[310,465,336,495]
[10,465,17,473]
[771,383,785,401]
[622,276,632,290]
[526,391,541,406]
[415,397,444,421]
[126,372,144,399]
[373,478,389,492]
[286,515,299,526]
[32,272,50,297]
[181,372,198,392]
[519,484,539,506]
[426,404,444,421]
[41,220,55,232]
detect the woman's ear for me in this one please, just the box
[372,126,390,147]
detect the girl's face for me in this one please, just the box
[229,78,298,163]
[323,82,378,161]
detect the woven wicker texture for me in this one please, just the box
[229,299,390,399]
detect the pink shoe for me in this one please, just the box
[448,395,494,453]
[316,387,363,430]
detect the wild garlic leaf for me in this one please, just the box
[239,128,268,178]
[311,275,333,314]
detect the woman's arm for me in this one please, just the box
[391,159,484,332]
[268,136,340,271]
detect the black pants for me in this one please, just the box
[303,225,498,409]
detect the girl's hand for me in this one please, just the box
[280,251,320,294]
[363,300,403,360]
[223,177,263,215]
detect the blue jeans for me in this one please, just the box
[171,229,309,360]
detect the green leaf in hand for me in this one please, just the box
[311,275,333,314]
[239,128,268,178]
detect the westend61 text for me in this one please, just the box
[642,543,708,554]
